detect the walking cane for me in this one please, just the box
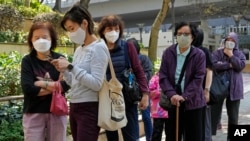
[176,105,179,141]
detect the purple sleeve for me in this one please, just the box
[230,50,246,72]
[159,49,176,98]
[127,41,149,94]
[212,49,231,71]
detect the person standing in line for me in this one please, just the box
[192,28,213,141]
[21,22,70,141]
[159,21,206,141]
[211,32,246,141]
[98,15,149,141]
[127,38,153,141]
[149,70,168,141]
[51,2,109,141]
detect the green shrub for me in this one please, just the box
[0,101,23,141]
[33,12,65,36]
[0,4,24,32]
[18,1,52,19]
[0,51,22,97]
[0,30,27,43]
[17,6,38,19]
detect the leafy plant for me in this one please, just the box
[0,101,23,141]
[0,30,27,43]
[0,4,24,32]
[17,1,52,19]
[33,12,65,36]
[0,51,22,97]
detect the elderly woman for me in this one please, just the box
[211,32,246,141]
[21,22,70,141]
[98,15,149,141]
[159,21,206,141]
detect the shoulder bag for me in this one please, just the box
[98,53,127,131]
[122,42,142,103]
[209,70,230,105]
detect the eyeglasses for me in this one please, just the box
[176,33,191,36]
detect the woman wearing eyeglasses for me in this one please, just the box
[159,21,206,141]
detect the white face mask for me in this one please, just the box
[68,27,86,45]
[225,41,235,49]
[105,30,119,43]
[33,38,51,53]
[176,35,192,48]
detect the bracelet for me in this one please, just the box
[44,81,48,89]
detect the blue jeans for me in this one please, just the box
[106,101,139,141]
[141,104,153,141]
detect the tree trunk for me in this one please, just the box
[148,0,170,63]
[80,0,91,9]
[24,0,30,7]
[53,0,62,12]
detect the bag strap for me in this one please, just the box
[54,81,61,94]
[124,41,132,69]
[103,47,117,80]
[177,47,193,85]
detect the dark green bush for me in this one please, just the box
[0,101,23,141]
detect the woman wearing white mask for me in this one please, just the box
[51,2,109,141]
[211,32,246,140]
[159,21,207,141]
[21,22,70,141]
[97,15,149,141]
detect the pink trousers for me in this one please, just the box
[23,113,68,141]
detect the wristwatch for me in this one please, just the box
[67,64,74,71]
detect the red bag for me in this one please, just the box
[50,81,68,116]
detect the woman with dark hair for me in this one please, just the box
[21,22,70,141]
[51,2,109,141]
[159,21,206,141]
[192,28,213,141]
[127,38,153,141]
[98,15,149,141]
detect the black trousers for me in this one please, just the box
[166,105,206,141]
[211,96,240,140]
[151,118,168,141]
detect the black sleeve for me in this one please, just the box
[201,47,213,69]
[21,56,41,97]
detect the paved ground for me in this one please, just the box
[212,73,250,141]
[140,73,250,141]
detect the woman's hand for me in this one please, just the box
[170,94,185,107]
[34,80,45,88]
[51,57,70,72]
[138,93,149,110]
[204,89,210,103]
